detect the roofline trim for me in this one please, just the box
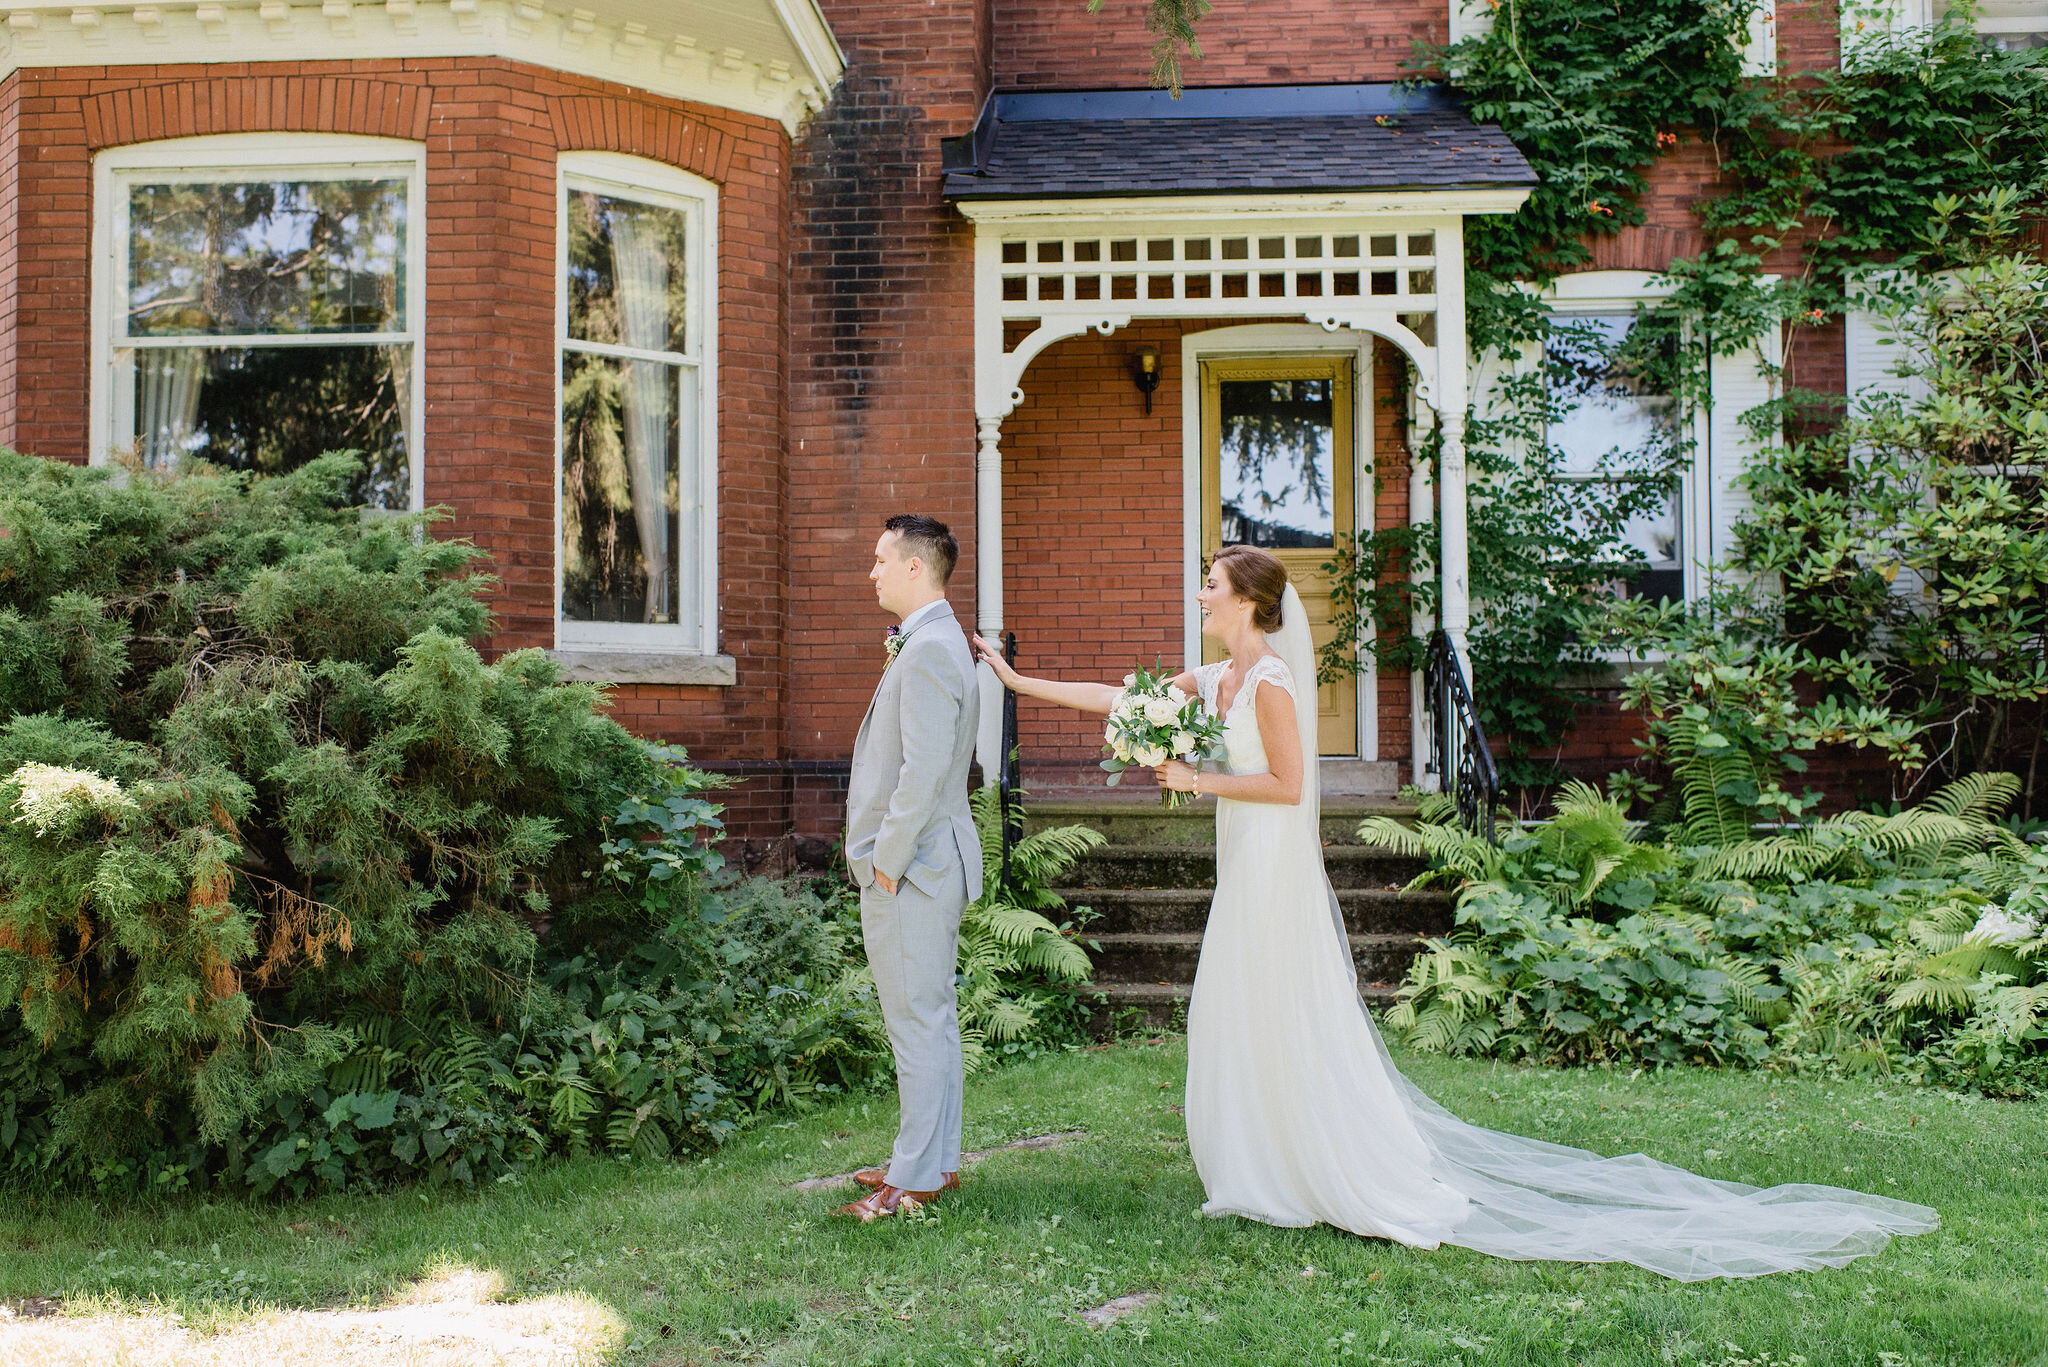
[951,188,1536,220]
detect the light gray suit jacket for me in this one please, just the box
[845,601,984,903]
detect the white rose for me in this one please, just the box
[1123,674,1138,687]
[1970,907,2040,946]
[1167,685,1191,708]
[1103,722,1120,745]
[1143,697,1180,727]
[1171,730,1196,755]
[1112,737,1135,762]
[1134,743,1167,767]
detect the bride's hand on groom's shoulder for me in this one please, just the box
[1155,760,1198,793]
[970,634,1020,687]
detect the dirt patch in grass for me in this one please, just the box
[1080,1292,1159,1328]
[0,1267,621,1366]
[792,1130,1088,1193]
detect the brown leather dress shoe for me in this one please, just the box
[854,1167,959,1192]
[834,1183,945,1222]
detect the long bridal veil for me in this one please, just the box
[1261,586,1938,1280]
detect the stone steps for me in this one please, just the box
[1064,844,1427,893]
[1087,930,1429,983]
[1024,792,1445,1034]
[1058,886,1452,936]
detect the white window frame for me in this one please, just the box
[90,133,428,509]
[1844,0,2048,61]
[553,152,720,660]
[1544,272,1708,604]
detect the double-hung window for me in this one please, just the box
[94,134,424,510]
[556,154,718,660]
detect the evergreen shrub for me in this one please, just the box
[0,451,893,1192]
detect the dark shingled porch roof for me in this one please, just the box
[941,84,1536,202]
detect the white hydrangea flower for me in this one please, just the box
[9,763,136,837]
[1969,907,2040,947]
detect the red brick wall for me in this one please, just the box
[0,58,794,833]
[786,0,993,839]
[1369,339,1417,772]
[0,76,17,457]
[1001,320,1187,774]
[996,0,1447,90]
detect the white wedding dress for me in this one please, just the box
[1182,586,1939,1280]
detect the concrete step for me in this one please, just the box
[1064,843,1426,891]
[1075,979,1403,1033]
[1023,794,1417,850]
[1060,886,1453,936]
[1088,930,1427,984]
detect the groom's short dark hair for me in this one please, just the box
[883,514,957,586]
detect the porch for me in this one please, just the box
[940,83,1535,794]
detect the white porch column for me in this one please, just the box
[973,413,1006,777]
[1434,216,1472,660]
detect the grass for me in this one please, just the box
[0,1037,2043,1366]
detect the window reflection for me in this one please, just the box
[1218,378,1335,549]
[1548,313,1684,603]
[117,172,414,509]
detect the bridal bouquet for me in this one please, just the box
[1101,662,1228,809]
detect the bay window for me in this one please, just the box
[93,135,424,510]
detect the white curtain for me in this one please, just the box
[134,348,205,470]
[608,207,676,625]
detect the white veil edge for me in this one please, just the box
[1266,586,1939,1281]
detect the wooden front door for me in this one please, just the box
[1199,354,1357,756]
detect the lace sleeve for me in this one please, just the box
[1247,653,1298,701]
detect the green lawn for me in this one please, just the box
[1,1038,2043,1366]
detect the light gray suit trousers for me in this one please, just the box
[844,602,984,1191]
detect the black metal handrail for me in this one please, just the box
[997,630,1022,886]
[1423,629,1501,842]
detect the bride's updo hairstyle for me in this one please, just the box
[1213,544,1288,632]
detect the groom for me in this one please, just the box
[837,513,983,1222]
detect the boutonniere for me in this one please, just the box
[884,625,904,664]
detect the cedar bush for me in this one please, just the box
[0,450,661,1168]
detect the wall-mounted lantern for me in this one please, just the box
[1131,345,1161,415]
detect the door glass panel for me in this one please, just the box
[1216,378,1335,548]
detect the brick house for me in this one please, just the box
[0,0,2029,845]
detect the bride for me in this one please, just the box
[972,544,1937,1281]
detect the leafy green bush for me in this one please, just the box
[1367,775,2045,1092]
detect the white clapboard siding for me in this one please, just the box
[1696,324,1782,593]
[1449,0,1494,45]
[1844,300,1932,416]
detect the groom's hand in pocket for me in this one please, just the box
[874,869,899,894]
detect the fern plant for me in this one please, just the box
[947,787,1100,1068]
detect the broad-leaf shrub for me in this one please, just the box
[1369,775,2045,1091]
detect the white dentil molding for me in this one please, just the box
[0,0,844,134]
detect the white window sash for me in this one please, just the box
[91,133,427,511]
[554,152,719,659]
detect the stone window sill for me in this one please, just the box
[548,649,737,686]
